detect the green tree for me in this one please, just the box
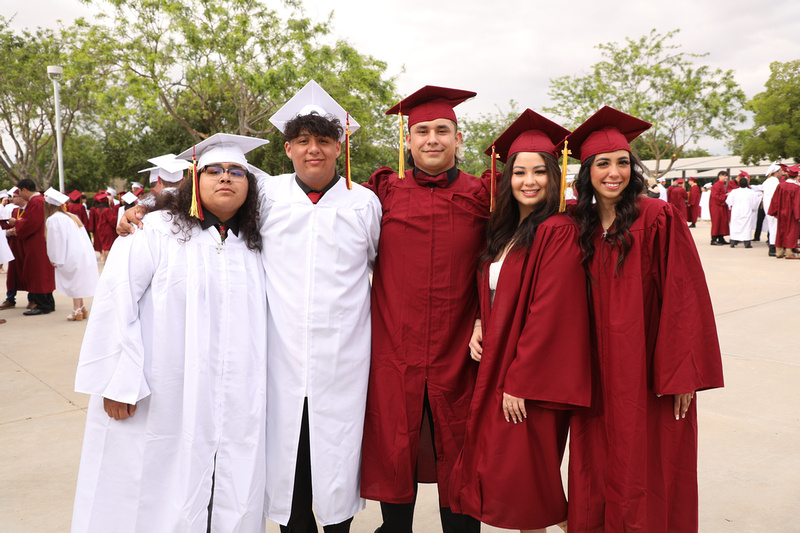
[545,29,745,177]
[459,101,521,177]
[0,18,113,189]
[85,0,398,181]
[734,60,800,164]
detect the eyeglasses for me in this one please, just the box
[201,166,248,182]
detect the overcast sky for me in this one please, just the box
[6,0,799,155]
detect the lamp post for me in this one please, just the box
[47,65,65,193]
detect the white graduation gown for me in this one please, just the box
[72,211,268,533]
[726,187,762,241]
[700,190,711,220]
[762,176,780,245]
[258,174,381,526]
[0,204,15,264]
[46,211,99,298]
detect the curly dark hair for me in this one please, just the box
[150,170,262,251]
[283,112,343,142]
[574,152,646,273]
[480,151,562,267]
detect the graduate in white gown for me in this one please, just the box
[43,188,99,321]
[726,176,762,247]
[699,184,712,221]
[0,190,15,268]
[72,135,269,533]
[262,81,381,531]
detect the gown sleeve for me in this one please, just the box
[45,215,68,268]
[362,166,396,201]
[74,218,162,404]
[503,223,592,408]
[652,204,724,394]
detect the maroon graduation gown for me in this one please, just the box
[667,185,688,222]
[13,194,55,293]
[726,179,739,193]
[766,181,800,248]
[449,215,591,530]
[568,198,724,533]
[709,180,729,235]
[687,184,701,224]
[87,206,102,252]
[361,166,489,507]
[96,204,120,251]
[67,202,89,228]
[6,207,26,293]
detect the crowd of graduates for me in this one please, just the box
[3,82,730,533]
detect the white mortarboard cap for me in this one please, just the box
[766,162,780,176]
[106,186,117,196]
[131,182,144,190]
[122,191,138,204]
[657,177,665,182]
[566,174,575,183]
[269,80,359,142]
[44,187,69,206]
[0,189,8,198]
[9,186,18,195]
[139,154,193,184]
[177,133,269,170]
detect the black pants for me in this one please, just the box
[754,203,765,240]
[378,388,480,533]
[29,292,55,312]
[281,399,353,533]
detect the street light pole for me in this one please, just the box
[47,65,65,193]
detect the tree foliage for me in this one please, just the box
[733,60,800,164]
[545,29,745,177]
[459,101,521,177]
[0,17,114,189]
[84,0,398,182]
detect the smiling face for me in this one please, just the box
[198,163,249,221]
[589,150,631,207]
[510,152,549,220]
[407,118,462,176]
[285,130,341,189]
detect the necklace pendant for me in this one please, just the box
[216,242,223,254]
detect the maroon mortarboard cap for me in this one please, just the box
[386,85,476,127]
[675,179,685,184]
[561,106,651,162]
[93,191,108,202]
[485,109,570,163]
[68,190,82,202]
[786,164,800,176]
[738,170,750,178]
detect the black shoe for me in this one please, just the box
[744,242,752,248]
[769,245,776,257]
[710,240,721,246]
[719,239,730,245]
[730,242,737,247]
[23,308,51,316]
[689,223,696,228]
[753,237,761,242]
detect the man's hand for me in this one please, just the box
[103,397,137,420]
[116,205,147,236]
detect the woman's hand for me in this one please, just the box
[673,392,694,420]
[103,397,137,420]
[502,392,527,424]
[468,319,482,362]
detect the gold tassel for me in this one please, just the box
[559,140,571,213]
[345,113,352,189]
[490,145,497,212]
[398,107,405,178]
[189,146,203,220]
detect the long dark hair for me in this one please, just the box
[151,170,262,251]
[574,151,646,272]
[480,151,562,266]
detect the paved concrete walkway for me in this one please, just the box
[1,221,798,532]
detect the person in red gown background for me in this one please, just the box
[667,178,689,222]
[709,171,730,245]
[566,107,724,533]
[687,177,701,227]
[448,109,590,533]
[361,86,488,533]
[766,164,800,259]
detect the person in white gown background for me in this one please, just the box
[42,188,99,321]
[726,177,762,248]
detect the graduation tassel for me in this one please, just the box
[398,104,405,178]
[189,145,204,220]
[559,140,571,213]
[490,144,497,212]
[345,113,352,190]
